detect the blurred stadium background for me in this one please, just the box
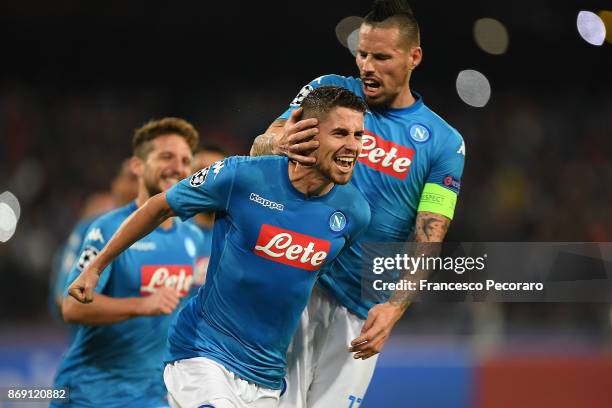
[0,0,611,406]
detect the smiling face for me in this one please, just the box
[356,23,422,108]
[312,106,365,185]
[134,134,193,197]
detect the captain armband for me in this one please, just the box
[417,183,458,220]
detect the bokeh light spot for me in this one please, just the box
[473,18,510,55]
[577,11,606,46]
[456,70,491,108]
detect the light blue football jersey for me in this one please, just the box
[51,201,205,408]
[281,75,465,318]
[165,155,371,389]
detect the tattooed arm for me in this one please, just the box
[349,211,451,359]
[249,108,320,165]
[250,119,286,156]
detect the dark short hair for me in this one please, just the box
[132,117,199,159]
[301,86,367,121]
[363,0,420,47]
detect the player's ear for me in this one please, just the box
[409,46,422,70]
[129,156,144,178]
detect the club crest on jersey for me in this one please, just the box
[359,131,415,180]
[190,167,209,187]
[253,224,330,271]
[77,245,99,271]
[290,84,314,107]
[329,211,346,232]
[409,124,430,143]
[85,227,104,244]
[140,265,194,297]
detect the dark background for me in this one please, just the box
[0,1,611,405]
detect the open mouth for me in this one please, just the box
[362,78,381,95]
[334,156,356,172]
[160,176,180,188]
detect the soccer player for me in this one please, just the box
[189,144,227,292]
[250,1,466,406]
[49,159,138,322]
[68,86,371,408]
[51,118,205,407]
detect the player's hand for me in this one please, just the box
[136,286,183,316]
[349,302,405,360]
[68,270,100,304]
[274,107,319,165]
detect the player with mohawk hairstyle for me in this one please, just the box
[251,0,466,406]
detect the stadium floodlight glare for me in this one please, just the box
[0,191,20,243]
[577,11,606,46]
[598,10,612,44]
[473,18,510,55]
[347,29,360,57]
[335,16,364,49]
[456,69,491,108]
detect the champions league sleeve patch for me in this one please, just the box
[189,167,210,187]
[290,84,314,107]
[77,245,99,271]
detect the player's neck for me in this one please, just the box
[389,85,416,109]
[135,190,174,230]
[288,161,334,197]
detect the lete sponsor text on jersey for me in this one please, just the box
[253,224,331,271]
[140,265,194,296]
[359,131,415,180]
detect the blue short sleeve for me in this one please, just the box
[426,129,466,195]
[63,220,113,296]
[166,158,237,221]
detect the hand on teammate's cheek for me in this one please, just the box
[348,302,404,360]
[278,108,319,165]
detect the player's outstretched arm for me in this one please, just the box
[350,211,450,360]
[67,192,175,304]
[62,286,182,325]
[250,108,319,165]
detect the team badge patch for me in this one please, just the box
[409,124,430,143]
[77,245,99,271]
[329,211,347,232]
[190,167,209,187]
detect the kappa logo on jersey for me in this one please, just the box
[359,131,415,180]
[290,84,314,107]
[253,224,330,271]
[250,193,284,211]
[130,241,157,251]
[140,265,194,296]
[457,140,466,156]
[211,160,224,179]
[190,167,209,187]
[77,245,99,271]
[85,228,104,244]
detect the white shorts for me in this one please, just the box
[164,357,281,408]
[280,285,379,408]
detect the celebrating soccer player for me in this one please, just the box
[251,1,466,406]
[68,86,371,407]
[51,118,205,407]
